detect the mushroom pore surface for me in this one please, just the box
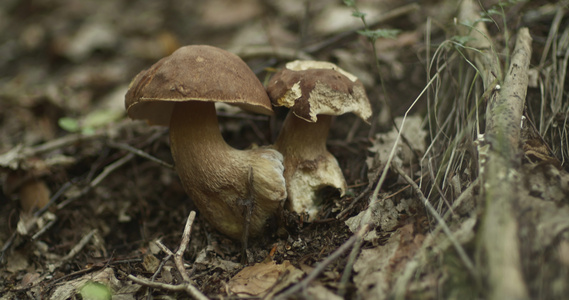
[169,101,286,239]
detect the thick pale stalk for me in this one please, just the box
[169,101,286,239]
[275,114,346,217]
[275,114,331,166]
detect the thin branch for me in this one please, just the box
[56,153,135,210]
[60,229,97,263]
[128,274,202,295]
[478,27,532,300]
[108,141,174,169]
[155,239,175,257]
[174,211,197,283]
[0,120,138,170]
[337,225,366,297]
[91,153,135,188]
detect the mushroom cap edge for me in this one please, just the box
[125,45,274,126]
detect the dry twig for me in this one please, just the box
[108,141,174,169]
[128,211,208,300]
[174,211,197,283]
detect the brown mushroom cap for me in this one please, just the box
[267,60,371,123]
[125,45,273,125]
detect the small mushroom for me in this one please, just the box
[125,45,287,240]
[267,60,371,218]
[4,159,51,214]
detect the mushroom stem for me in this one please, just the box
[275,113,332,166]
[170,101,233,161]
[274,113,347,216]
[169,101,286,239]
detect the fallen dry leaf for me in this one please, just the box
[228,260,303,298]
[353,222,425,299]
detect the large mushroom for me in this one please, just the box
[125,45,287,241]
[267,60,371,218]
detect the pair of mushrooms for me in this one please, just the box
[125,45,371,240]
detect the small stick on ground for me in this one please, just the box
[148,240,173,300]
[129,211,207,300]
[59,229,97,264]
[337,225,366,297]
[174,211,197,283]
[108,141,174,169]
[155,239,175,257]
[128,274,207,298]
[33,128,168,216]
[0,120,140,170]
[57,153,135,210]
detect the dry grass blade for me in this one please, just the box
[538,13,569,164]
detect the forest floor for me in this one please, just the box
[1,0,568,299]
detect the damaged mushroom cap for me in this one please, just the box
[267,60,371,123]
[125,45,274,125]
[267,60,372,218]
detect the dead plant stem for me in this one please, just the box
[363,70,441,229]
[479,27,532,300]
[108,141,174,169]
[337,226,366,297]
[56,153,135,210]
[128,274,207,298]
[60,229,97,263]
